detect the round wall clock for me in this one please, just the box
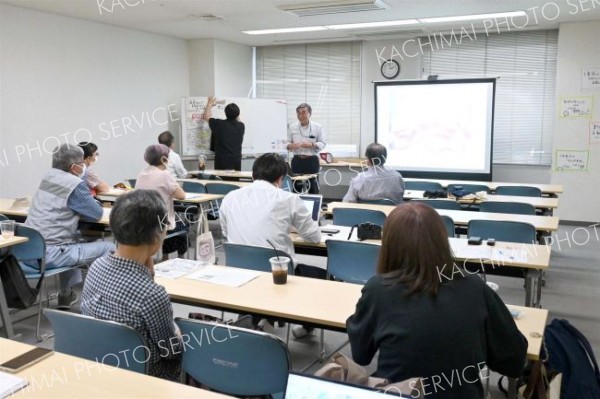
[381,59,400,79]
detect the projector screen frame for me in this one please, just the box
[374,78,496,182]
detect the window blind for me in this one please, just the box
[422,30,558,165]
[256,42,361,148]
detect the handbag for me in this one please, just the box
[195,210,215,265]
[314,352,423,398]
[0,253,44,309]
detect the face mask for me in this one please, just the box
[76,163,86,178]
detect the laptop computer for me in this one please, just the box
[285,372,410,398]
[299,194,323,222]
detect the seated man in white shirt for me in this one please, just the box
[158,130,188,178]
[219,153,322,338]
[343,143,405,205]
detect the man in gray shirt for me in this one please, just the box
[343,143,405,204]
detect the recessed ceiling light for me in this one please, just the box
[419,11,527,23]
[243,26,328,35]
[325,19,419,30]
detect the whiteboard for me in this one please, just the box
[180,97,288,157]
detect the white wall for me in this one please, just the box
[188,39,252,98]
[0,4,189,197]
[551,21,600,222]
[188,39,216,95]
[214,40,253,98]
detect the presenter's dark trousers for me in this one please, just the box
[291,155,320,194]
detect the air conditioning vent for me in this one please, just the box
[279,0,389,17]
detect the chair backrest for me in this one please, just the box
[440,215,455,238]
[480,201,536,215]
[12,225,46,272]
[206,183,240,196]
[467,220,536,244]
[175,318,290,397]
[411,199,462,211]
[281,175,294,192]
[128,179,136,188]
[357,198,396,206]
[182,181,207,194]
[223,243,294,274]
[44,309,148,374]
[0,214,8,221]
[332,208,387,227]
[405,181,443,191]
[326,241,380,284]
[496,185,542,197]
[448,183,490,194]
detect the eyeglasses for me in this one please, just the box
[94,152,100,157]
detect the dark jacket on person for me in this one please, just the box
[346,274,527,399]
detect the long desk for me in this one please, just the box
[403,190,559,210]
[292,230,549,307]
[189,170,317,183]
[156,268,548,362]
[97,190,223,204]
[178,178,250,188]
[326,202,560,232]
[319,162,563,195]
[0,338,232,398]
[0,236,29,339]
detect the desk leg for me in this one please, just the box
[525,270,542,308]
[0,276,15,339]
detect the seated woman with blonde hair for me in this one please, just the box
[347,202,527,399]
[136,144,187,260]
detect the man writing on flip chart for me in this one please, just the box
[203,96,245,171]
[287,103,326,194]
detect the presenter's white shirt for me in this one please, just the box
[167,150,187,178]
[219,180,321,262]
[287,121,327,156]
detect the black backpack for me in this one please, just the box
[545,319,600,399]
[0,253,44,309]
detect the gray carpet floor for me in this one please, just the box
[6,223,599,398]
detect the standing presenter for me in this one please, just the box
[203,96,245,171]
[287,103,326,194]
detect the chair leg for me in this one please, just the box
[36,279,48,342]
[286,324,291,346]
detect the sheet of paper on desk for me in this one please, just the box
[185,265,261,287]
[154,258,203,279]
[0,371,28,398]
[456,245,493,260]
[492,248,528,263]
[185,193,202,200]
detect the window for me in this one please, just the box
[255,42,361,149]
[422,30,558,165]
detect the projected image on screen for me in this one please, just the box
[375,79,495,180]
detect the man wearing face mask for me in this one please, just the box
[25,144,115,310]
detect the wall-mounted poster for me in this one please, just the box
[554,150,589,172]
[590,122,600,144]
[559,97,593,119]
[582,67,600,90]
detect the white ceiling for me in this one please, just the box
[2,0,600,46]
